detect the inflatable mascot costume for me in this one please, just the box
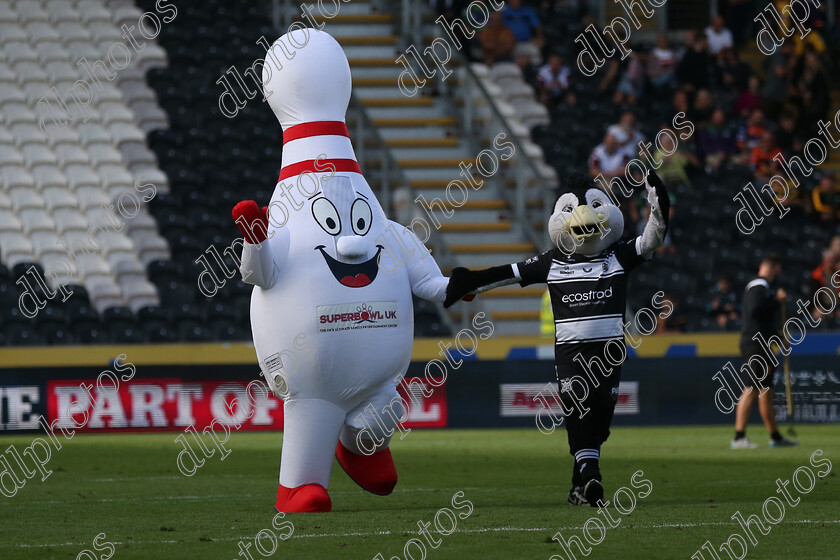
[232,29,451,513]
[445,170,669,507]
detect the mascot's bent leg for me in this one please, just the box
[336,383,402,495]
[276,398,345,513]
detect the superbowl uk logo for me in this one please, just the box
[317,301,398,333]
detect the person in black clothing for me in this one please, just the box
[731,254,798,449]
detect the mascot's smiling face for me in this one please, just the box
[308,175,384,288]
[548,174,623,256]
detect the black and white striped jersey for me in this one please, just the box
[514,238,648,346]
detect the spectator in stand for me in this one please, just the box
[810,248,840,325]
[706,274,740,331]
[691,89,715,126]
[598,58,622,97]
[648,33,677,90]
[775,111,803,154]
[737,108,767,154]
[793,49,831,135]
[607,111,645,159]
[514,49,539,89]
[656,293,687,331]
[502,0,544,48]
[676,30,711,92]
[479,12,516,67]
[812,175,840,221]
[705,15,734,54]
[652,127,699,188]
[734,75,761,118]
[588,132,628,179]
[829,235,840,253]
[536,52,573,106]
[698,108,739,173]
[714,47,752,92]
[761,41,794,120]
[672,89,690,116]
[613,51,647,105]
[750,130,782,184]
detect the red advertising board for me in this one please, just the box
[45,377,447,432]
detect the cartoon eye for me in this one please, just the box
[351,198,372,235]
[312,198,341,235]
[562,204,574,213]
[591,199,603,208]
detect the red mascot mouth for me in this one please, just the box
[315,245,383,288]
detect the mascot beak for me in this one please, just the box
[566,205,606,239]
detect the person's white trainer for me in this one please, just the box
[730,437,759,449]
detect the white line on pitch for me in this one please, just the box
[12,520,840,548]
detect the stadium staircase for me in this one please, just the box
[312,0,560,335]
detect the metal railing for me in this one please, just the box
[346,96,459,335]
[456,63,552,254]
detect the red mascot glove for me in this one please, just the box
[232,201,269,244]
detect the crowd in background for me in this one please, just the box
[431,0,840,331]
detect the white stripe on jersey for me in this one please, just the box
[745,278,769,291]
[547,258,625,282]
[555,314,624,343]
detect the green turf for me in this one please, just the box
[0,426,838,559]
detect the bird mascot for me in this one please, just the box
[445,170,669,506]
[231,29,450,512]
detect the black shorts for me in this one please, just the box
[739,343,775,391]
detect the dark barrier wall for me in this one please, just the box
[2,353,838,432]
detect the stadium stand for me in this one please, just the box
[1,0,839,345]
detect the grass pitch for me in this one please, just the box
[0,426,838,560]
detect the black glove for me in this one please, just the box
[444,265,516,308]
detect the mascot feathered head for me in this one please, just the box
[548,173,624,256]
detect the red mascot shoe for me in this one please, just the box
[275,483,332,513]
[335,441,398,496]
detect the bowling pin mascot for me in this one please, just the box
[232,29,450,513]
[444,170,669,507]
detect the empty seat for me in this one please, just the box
[10,123,47,148]
[86,278,124,312]
[78,1,113,25]
[75,185,110,210]
[16,0,49,22]
[65,164,100,191]
[42,186,79,211]
[111,257,145,283]
[46,0,82,24]
[1,41,37,63]
[0,209,23,232]
[54,144,90,168]
[0,232,35,267]
[20,208,56,233]
[21,144,59,170]
[77,122,113,146]
[31,166,67,191]
[24,22,62,44]
[1,165,35,190]
[52,207,87,232]
[9,188,46,212]
[1,102,37,125]
[122,279,159,313]
[86,144,123,167]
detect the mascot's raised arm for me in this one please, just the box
[445,169,669,507]
[230,29,451,513]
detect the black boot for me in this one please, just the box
[568,468,588,506]
[579,462,603,508]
